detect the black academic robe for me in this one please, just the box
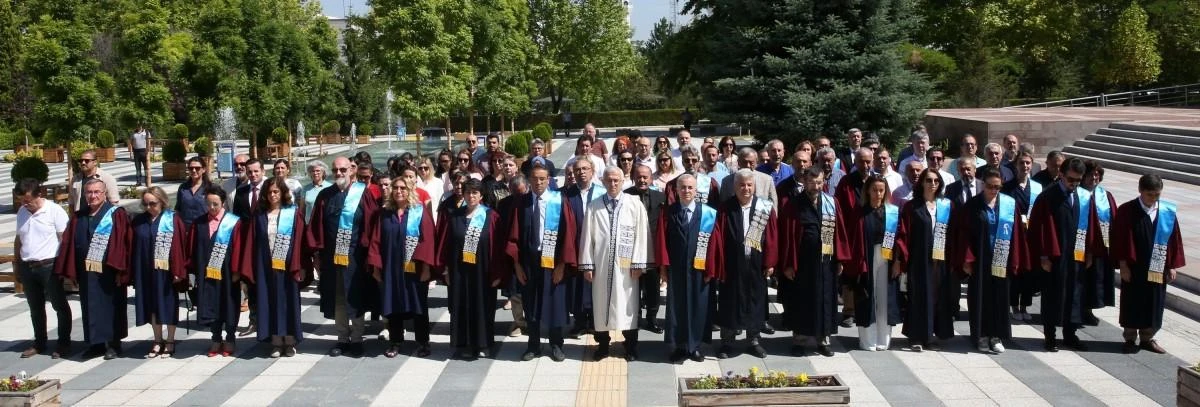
[130,212,187,326]
[837,205,901,327]
[710,197,778,331]
[774,176,806,314]
[505,192,579,329]
[306,184,380,320]
[895,199,956,343]
[1031,169,1055,187]
[1002,178,1039,307]
[778,192,840,337]
[562,183,603,317]
[247,208,306,341]
[627,186,667,319]
[55,204,132,346]
[949,194,1030,341]
[1084,187,1118,309]
[1113,200,1186,330]
[1029,184,1101,328]
[367,204,437,319]
[437,205,507,350]
[189,213,251,328]
[656,202,714,351]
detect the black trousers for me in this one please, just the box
[387,284,431,344]
[527,324,564,349]
[19,262,72,348]
[640,268,660,320]
[595,330,639,350]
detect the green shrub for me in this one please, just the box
[504,131,532,158]
[360,124,374,136]
[162,140,187,163]
[169,123,189,140]
[531,123,553,143]
[193,136,214,157]
[14,129,31,146]
[96,130,115,148]
[0,131,12,150]
[42,130,62,147]
[69,140,96,162]
[271,126,289,144]
[321,120,340,135]
[10,156,49,183]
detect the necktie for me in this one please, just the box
[684,207,692,226]
[251,185,259,208]
[606,197,615,214]
[965,182,974,200]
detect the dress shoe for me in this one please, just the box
[747,344,767,358]
[790,345,807,357]
[550,346,566,362]
[593,344,610,360]
[761,323,776,335]
[237,324,256,337]
[1043,339,1059,352]
[816,345,834,357]
[689,350,705,362]
[509,325,524,337]
[284,346,297,357]
[644,321,664,334]
[839,316,855,328]
[51,345,70,359]
[20,346,42,358]
[329,343,347,357]
[716,345,733,359]
[624,349,639,362]
[1063,337,1088,351]
[103,346,119,360]
[522,349,541,361]
[1141,339,1167,354]
[415,343,432,358]
[270,347,283,358]
[669,349,688,363]
[348,343,365,358]
[1122,340,1139,354]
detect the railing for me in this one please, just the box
[1010,83,1200,108]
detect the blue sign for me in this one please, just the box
[216,141,237,174]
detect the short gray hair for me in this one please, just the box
[816,147,836,159]
[307,160,329,175]
[679,144,700,158]
[508,174,528,190]
[766,139,784,149]
[985,142,1002,153]
[602,165,623,178]
[734,168,756,184]
[1018,142,1036,155]
[910,130,929,143]
[675,173,696,188]
[738,146,758,160]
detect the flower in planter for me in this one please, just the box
[0,371,43,392]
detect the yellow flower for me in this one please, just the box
[798,373,810,384]
[749,366,760,377]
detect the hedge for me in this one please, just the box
[440,109,693,132]
[169,123,189,140]
[531,123,553,143]
[96,130,115,148]
[505,131,532,158]
[271,126,288,144]
[163,140,187,163]
[0,131,12,150]
[194,136,214,157]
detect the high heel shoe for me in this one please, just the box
[146,341,163,359]
[161,341,176,358]
[207,342,222,358]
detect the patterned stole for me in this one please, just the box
[881,204,900,260]
[820,194,836,256]
[461,205,489,264]
[271,206,297,271]
[609,197,634,269]
[1094,186,1111,248]
[693,205,717,270]
[1074,188,1093,262]
[539,191,563,269]
[1148,201,1178,284]
[205,213,240,280]
[402,204,425,273]
[153,210,175,271]
[744,198,772,253]
[990,195,1016,278]
[696,173,711,204]
[932,198,951,260]
[334,183,367,266]
[84,206,119,273]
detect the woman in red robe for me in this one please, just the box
[1112,174,1185,354]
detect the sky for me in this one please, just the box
[317,0,686,42]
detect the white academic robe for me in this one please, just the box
[579,193,649,332]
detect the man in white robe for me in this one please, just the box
[579,166,649,361]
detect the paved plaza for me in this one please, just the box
[0,138,1198,406]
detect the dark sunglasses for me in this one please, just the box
[78,158,95,164]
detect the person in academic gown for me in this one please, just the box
[773,165,809,332]
[561,158,604,337]
[626,165,668,335]
[950,168,1030,354]
[306,156,381,357]
[189,185,251,358]
[1028,157,1101,352]
[778,166,840,357]
[130,187,187,359]
[837,175,902,351]
[1001,151,1041,323]
[496,176,528,338]
[664,170,720,206]
[247,178,307,358]
[579,166,649,361]
[1081,160,1118,324]
[710,169,778,359]
[895,168,956,351]
[833,148,875,327]
[55,179,132,360]
[657,174,715,363]
[507,165,578,362]
[368,175,438,359]
[437,178,508,359]
[1113,174,1186,354]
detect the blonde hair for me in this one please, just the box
[385,175,421,210]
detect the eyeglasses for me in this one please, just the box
[922,178,940,184]
[334,167,351,173]
[143,200,161,207]
[930,156,945,161]
[619,157,633,162]
[984,184,1002,191]
[78,159,95,164]
[188,166,204,171]
[458,157,470,162]
[235,162,248,167]
[684,158,699,163]
[658,158,670,162]
[419,166,430,170]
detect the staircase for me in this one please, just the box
[1063,122,1200,185]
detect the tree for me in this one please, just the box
[1094,2,1161,90]
[1144,0,1198,85]
[336,21,382,135]
[112,0,174,130]
[468,0,536,132]
[0,0,30,127]
[24,7,113,139]
[529,0,638,112]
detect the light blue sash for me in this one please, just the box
[696,173,711,204]
[881,204,899,260]
[932,198,951,260]
[334,183,367,266]
[991,194,1016,277]
[462,205,489,264]
[693,205,717,270]
[84,206,119,273]
[1149,201,1178,282]
[1074,188,1093,262]
[1094,186,1111,248]
[153,210,175,271]
[271,206,297,271]
[1026,179,1042,221]
[206,213,240,280]
[821,194,836,255]
[403,204,424,273]
[539,191,563,269]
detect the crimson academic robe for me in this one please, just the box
[836,205,901,327]
[663,175,720,207]
[895,199,955,343]
[1084,187,1119,309]
[130,212,187,326]
[778,191,840,338]
[55,204,132,345]
[368,204,438,320]
[656,202,716,351]
[437,205,507,350]
[949,195,1030,341]
[189,214,251,328]
[1112,200,1186,330]
[1028,184,1102,328]
[710,197,778,331]
[306,184,380,319]
[247,209,307,342]
[505,192,578,329]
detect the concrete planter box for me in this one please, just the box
[678,375,849,406]
[1180,366,1200,407]
[0,379,61,407]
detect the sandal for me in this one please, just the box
[161,341,176,358]
[207,342,222,358]
[146,341,163,358]
[385,344,401,358]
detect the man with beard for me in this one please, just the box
[222,154,251,210]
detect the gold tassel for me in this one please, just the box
[882,248,893,261]
[405,262,416,273]
[693,258,706,270]
[272,259,285,270]
[540,257,554,269]
[85,260,101,273]
[1148,272,1163,284]
[154,259,170,271]
[991,266,1006,278]
[334,254,349,266]
[206,266,222,280]
[463,252,476,264]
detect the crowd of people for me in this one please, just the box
[11,123,1186,363]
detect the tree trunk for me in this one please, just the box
[445,117,453,150]
[469,109,476,136]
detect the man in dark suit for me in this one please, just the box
[944,157,980,208]
[838,128,864,173]
[625,164,667,333]
[231,158,266,336]
[979,142,1015,183]
[560,158,602,337]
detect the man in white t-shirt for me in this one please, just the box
[14,179,72,359]
[129,126,152,186]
